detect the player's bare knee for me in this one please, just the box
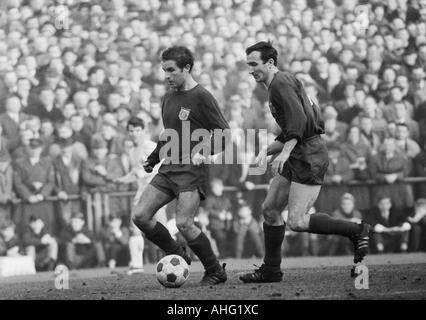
[287,214,308,232]
[175,217,193,235]
[262,207,281,225]
[131,208,152,231]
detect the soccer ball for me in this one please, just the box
[156,254,189,288]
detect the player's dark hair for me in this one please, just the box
[127,117,145,130]
[245,41,278,66]
[161,46,194,72]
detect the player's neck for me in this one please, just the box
[265,68,279,88]
[177,76,198,92]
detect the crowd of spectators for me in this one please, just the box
[2,0,426,271]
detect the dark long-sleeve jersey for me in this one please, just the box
[268,71,325,145]
[147,84,230,173]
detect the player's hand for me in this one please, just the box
[271,152,290,176]
[142,161,153,173]
[254,147,267,168]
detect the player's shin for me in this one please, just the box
[263,222,286,269]
[187,231,220,271]
[138,221,183,256]
[308,213,362,237]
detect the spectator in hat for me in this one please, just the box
[60,212,104,269]
[53,137,83,229]
[91,113,126,157]
[408,198,426,252]
[0,220,21,257]
[22,216,58,271]
[368,195,411,253]
[13,137,56,234]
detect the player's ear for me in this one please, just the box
[183,64,191,73]
[267,58,275,67]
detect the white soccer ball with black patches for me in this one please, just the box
[156,254,189,288]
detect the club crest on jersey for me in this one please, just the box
[269,102,276,114]
[178,107,191,121]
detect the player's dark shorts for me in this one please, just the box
[149,165,207,200]
[280,135,329,185]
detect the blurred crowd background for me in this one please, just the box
[1,0,426,272]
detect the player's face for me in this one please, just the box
[162,60,187,90]
[246,51,271,83]
[127,124,144,143]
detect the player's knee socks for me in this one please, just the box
[187,232,219,271]
[309,213,361,237]
[263,223,285,268]
[142,222,182,255]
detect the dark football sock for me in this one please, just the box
[263,223,285,268]
[309,213,362,237]
[141,222,182,255]
[187,232,219,271]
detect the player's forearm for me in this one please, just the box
[146,141,162,166]
[279,138,297,156]
[266,140,284,156]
